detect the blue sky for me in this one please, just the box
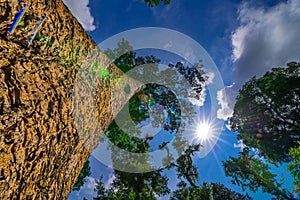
[64,0,300,199]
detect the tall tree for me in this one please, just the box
[0,0,138,198]
[225,62,300,199]
[229,62,300,163]
[223,148,292,199]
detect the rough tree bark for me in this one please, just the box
[0,0,141,199]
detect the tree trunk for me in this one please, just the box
[0,0,141,198]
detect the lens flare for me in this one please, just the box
[182,114,224,159]
[196,123,211,140]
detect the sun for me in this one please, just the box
[196,123,211,140]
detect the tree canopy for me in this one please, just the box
[93,40,181,199]
[223,147,292,199]
[86,39,253,200]
[93,143,253,200]
[225,62,300,199]
[229,62,300,163]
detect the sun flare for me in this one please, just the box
[196,123,211,140]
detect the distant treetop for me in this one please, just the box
[143,0,171,7]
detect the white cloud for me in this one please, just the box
[205,72,215,85]
[75,177,97,199]
[104,173,116,190]
[234,140,246,151]
[217,0,300,119]
[188,72,215,107]
[63,0,96,31]
[188,86,206,107]
[232,0,300,80]
[217,84,238,120]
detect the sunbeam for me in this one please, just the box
[196,123,211,140]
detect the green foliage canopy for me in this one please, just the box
[223,148,292,199]
[225,62,300,199]
[80,39,254,200]
[229,62,300,163]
